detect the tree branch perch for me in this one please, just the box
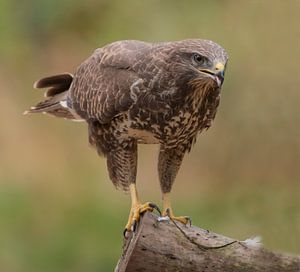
[115,212,300,272]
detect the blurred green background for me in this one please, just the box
[1,0,300,271]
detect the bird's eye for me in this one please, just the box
[193,53,205,64]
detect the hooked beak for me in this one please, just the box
[199,62,225,87]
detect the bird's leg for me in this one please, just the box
[158,145,191,225]
[104,140,159,235]
[124,184,160,235]
[162,192,191,225]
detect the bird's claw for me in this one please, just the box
[162,208,192,226]
[171,215,192,226]
[123,202,160,237]
[131,219,138,232]
[185,216,192,227]
[147,202,162,216]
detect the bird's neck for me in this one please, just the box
[184,81,219,111]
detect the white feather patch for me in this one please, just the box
[157,216,170,222]
[60,100,68,108]
[243,236,262,248]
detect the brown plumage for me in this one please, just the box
[26,39,228,232]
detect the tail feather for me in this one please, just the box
[25,73,82,121]
[33,73,73,97]
[45,86,68,98]
[26,92,66,113]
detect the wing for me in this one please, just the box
[69,40,151,123]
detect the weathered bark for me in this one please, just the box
[115,212,300,272]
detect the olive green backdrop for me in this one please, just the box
[0,0,299,271]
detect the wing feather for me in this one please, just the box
[69,41,151,123]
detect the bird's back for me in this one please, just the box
[68,40,155,123]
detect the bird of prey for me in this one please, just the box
[25,39,228,234]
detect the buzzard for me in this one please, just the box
[26,39,228,234]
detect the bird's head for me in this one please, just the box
[170,39,228,90]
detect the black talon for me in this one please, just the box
[149,202,161,215]
[132,220,138,232]
[165,208,171,217]
[185,216,192,227]
[123,228,129,238]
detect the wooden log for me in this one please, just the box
[115,212,300,272]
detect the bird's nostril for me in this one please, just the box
[215,63,224,72]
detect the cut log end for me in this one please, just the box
[115,212,300,272]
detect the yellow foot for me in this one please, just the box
[124,202,160,236]
[163,208,191,226]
